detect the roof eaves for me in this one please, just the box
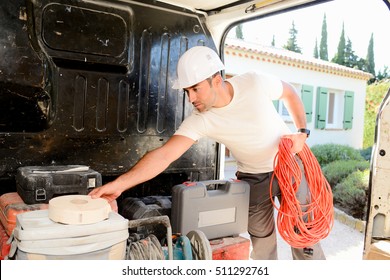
[224,42,373,81]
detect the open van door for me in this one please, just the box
[364,86,390,259]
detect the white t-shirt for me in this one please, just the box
[174,71,292,173]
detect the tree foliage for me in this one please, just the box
[328,25,388,82]
[344,38,360,68]
[313,38,319,58]
[366,33,376,82]
[377,66,389,81]
[230,11,389,83]
[363,81,390,148]
[235,24,244,40]
[331,23,345,65]
[319,14,328,60]
[283,21,302,53]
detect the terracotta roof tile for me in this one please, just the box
[224,39,373,80]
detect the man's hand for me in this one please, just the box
[89,181,123,203]
[281,132,307,154]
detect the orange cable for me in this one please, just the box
[270,138,334,248]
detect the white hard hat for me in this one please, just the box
[172,46,225,89]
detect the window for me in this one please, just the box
[273,83,313,124]
[273,94,292,122]
[273,83,298,122]
[316,87,354,130]
[326,90,344,129]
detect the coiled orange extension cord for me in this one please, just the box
[270,138,334,248]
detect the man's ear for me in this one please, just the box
[213,74,223,87]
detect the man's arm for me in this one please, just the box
[279,81,308,153]
[89,135,195,202]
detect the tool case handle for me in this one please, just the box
[182,179,247,194]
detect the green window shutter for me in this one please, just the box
[301,85,314,123]
[343,91,354,129]
[273,100,279,111]
[316,87,328,129]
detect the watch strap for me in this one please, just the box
[297,128,310,137]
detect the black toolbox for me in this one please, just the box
[16,165,102,204]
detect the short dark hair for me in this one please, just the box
[206,72,220,86]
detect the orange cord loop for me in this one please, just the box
[271,138,334,248]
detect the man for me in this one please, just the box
[89,46,325,260]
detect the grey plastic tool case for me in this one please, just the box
[16,165,102,204]
[171,180,250,240]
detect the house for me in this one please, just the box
[223,38,372,149]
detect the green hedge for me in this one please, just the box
[310,143,370,219]
[311,143,364,167]
[359,146,373,161]
[322,160,370,188]
[333,169,369,220]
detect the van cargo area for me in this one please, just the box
[0,0,220,198]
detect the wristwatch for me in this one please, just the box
[297,128,310,137]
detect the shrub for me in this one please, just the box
[359,146,373,161]
[333,169,369,220]
[322,160,370,188]
[364,81,390,149]
[311,143,364,167]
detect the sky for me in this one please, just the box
[235,0,390,74]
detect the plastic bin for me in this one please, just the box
[9,209,129,260]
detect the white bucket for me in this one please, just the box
[11,209,129,260]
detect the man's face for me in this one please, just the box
[183,78,216,112]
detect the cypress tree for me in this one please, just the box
[319,14,328,60]
[313,38,319,58]
[283,21,302,53]
[377,66,389,81]
[332,23,346,65]
[344,38,359,68]
[366,33,375,77]
[235,24,244,40]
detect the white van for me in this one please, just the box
[0,0,389,260]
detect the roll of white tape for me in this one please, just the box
[49,195,111,225]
